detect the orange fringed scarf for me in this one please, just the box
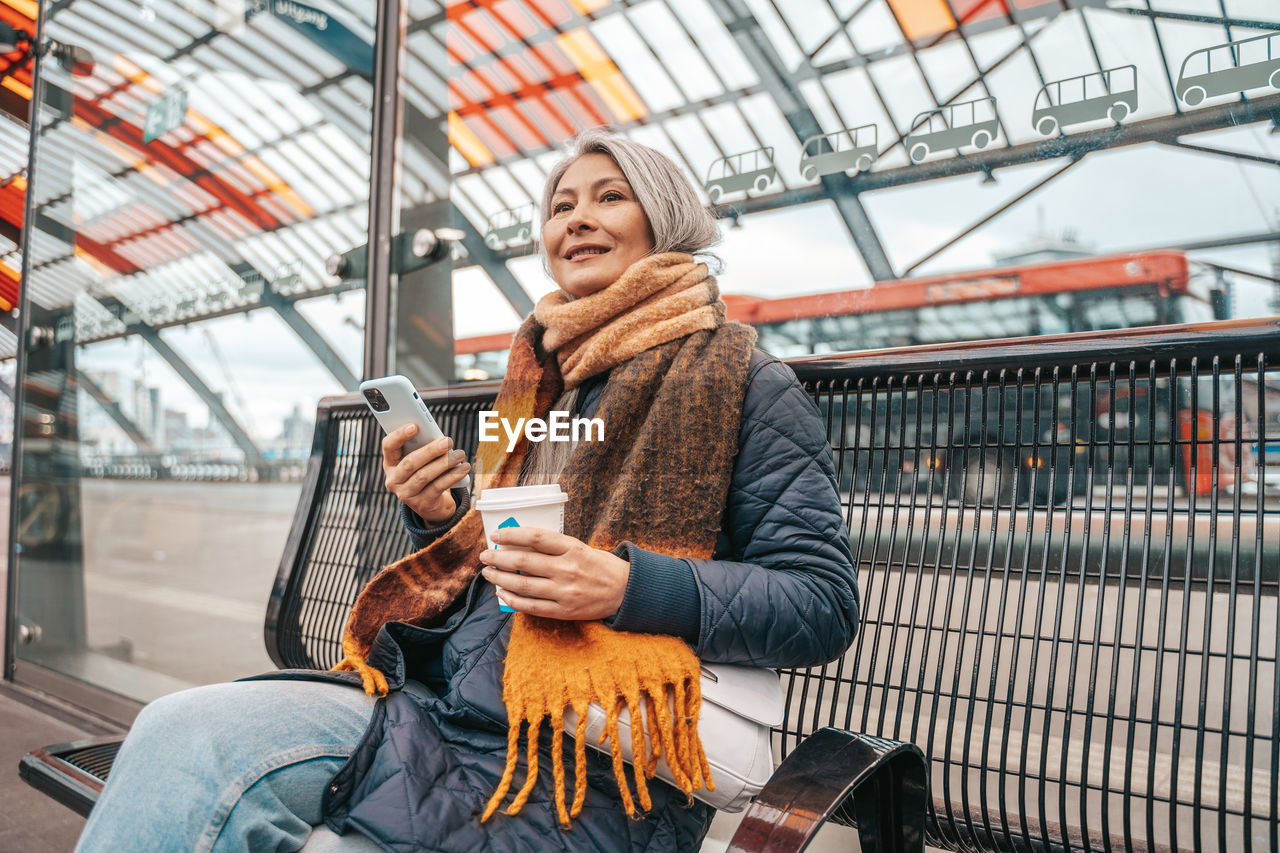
[334,253,757,827]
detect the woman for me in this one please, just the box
[75,128,859,853]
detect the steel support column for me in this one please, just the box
[401,97,532,318]
[363,0,406,381]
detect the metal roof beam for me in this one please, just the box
[89,296,265,467]
[707,0,896,281]
[224,261,360,391]
[718,92,1280,214]
[262,296,360,391]
[1121,8,1279,30]
[67,278,364,345]
[56,92,1278,347]
[1127,229,1280,254]
[1160,139,1280,168]
[903,158,1081,276]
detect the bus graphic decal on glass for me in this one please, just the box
[704,147,778,203]
[799,125,878,181]
[1032,65,1138,136]
[1175,31,1280,106]
[484,204,536,250]
[904,97,999,163]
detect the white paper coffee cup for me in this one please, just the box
[475,484,568,612]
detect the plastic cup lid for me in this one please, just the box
[475,484,568,511]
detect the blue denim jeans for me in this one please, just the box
[75,679,382,853]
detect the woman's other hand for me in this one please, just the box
[479,527,630,621]
[381,424,471,525]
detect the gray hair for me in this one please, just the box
[538,127,720,271]
[517,387,579,487]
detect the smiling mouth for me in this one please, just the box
[567,247,609,261]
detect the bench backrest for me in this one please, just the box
[266,386,496,671]
[267,321,1280,853]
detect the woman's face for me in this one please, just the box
[544,153,655,298]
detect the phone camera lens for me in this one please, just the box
[363,388,390,412]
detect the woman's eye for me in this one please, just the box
[602,191,623,202]
[553,203,572,214]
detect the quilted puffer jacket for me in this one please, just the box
[278,348,858,852]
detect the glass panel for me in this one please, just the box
[421,0,1280,392]
[13,0,373,702]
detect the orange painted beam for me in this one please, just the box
[887,0,1091,42]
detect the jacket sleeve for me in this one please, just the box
[609,356,859,668]
[401,486,471,552]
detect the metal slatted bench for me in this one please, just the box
[22,318,1280,852]
[20,375,927,852]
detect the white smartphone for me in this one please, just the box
[359,374,471,492]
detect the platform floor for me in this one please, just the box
[1,689,92,852]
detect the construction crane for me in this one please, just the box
[202,328,257,440]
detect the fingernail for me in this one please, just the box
[436,436,451,450]
[405,424,417,435]
[449,450,466,464]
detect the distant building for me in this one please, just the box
[279,403,313,449]
[993,229,1094,267]
[133,379,161,442]
[163,408,189,447]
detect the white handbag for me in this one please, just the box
[564,662,783,812]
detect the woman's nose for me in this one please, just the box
[565,208,596,233]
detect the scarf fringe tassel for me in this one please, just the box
[481,675,714,827]
[334,634,389,696]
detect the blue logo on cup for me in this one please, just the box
[495,517,520,613]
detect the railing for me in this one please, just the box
[268,318,1279,853]
[783,318,1279,853]
[79,456,309,482]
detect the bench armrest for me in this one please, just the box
[19,735,124,818]
[726,727,928,853]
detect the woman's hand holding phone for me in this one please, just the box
[381,424,473,525]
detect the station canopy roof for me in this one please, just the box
[0,0,1277,357]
